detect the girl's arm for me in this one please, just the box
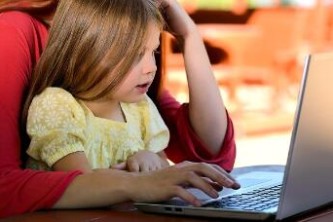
[158,90,236,172]
[160,0,228,156]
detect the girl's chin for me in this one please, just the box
[121,94,146,103]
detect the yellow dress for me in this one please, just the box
[26,87,170,170]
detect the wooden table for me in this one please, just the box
[2,205,333,222]
[2,165,333,222]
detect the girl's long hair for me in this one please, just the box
[0,0,58,24]
[22,0,164,125]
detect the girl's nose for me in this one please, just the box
[143,54,157,75]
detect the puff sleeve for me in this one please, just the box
[26,88,87,168]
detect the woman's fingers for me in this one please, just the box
[210,164,241,189]
[170,186,202,207]
[175,162,240,189]
[182,171,220,199]
[130,161,239,206]
[155,162,230,200]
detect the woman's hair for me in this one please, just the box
[22,0,164,123]
[0,0,58,23]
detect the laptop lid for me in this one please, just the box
[276,51,333,220]
[135,51,333,221]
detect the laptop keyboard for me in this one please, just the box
[204,184,282,211]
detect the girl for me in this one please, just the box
[23,0,170,173]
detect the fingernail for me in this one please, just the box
[232,182,241,189]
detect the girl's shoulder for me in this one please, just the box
[28,87,86,123]
[31,87,80,109]
[36,86,74,98]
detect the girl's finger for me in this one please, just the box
[111,162,126,170]
[140,163,150,172]
[128,161,140,172]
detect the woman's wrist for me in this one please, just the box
[53,169,135,209]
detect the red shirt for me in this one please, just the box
[0,11,235,218]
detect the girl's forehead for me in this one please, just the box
[145,23,161,48]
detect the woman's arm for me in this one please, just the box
[0,12,82,217]
[159,0,229,155]
[53,161,240,209]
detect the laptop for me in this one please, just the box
[135,51,333,221]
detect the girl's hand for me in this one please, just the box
[111,150,169,172]
[128,161,241,206]
[157,0,196,38]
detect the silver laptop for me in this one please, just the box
[135,51,333,221]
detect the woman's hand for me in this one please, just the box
[127,161,241,206]
[54,161,240,209]
[111,150,169,172]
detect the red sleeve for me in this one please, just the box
[157,90,236,172]
[0,12,81,218]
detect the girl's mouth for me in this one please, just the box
[137,83,149,88]
[136,82,151,93]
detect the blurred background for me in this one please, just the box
[163,0,333,167]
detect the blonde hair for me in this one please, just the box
[22,0,164,123]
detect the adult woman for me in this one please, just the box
[0,0,237,218]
